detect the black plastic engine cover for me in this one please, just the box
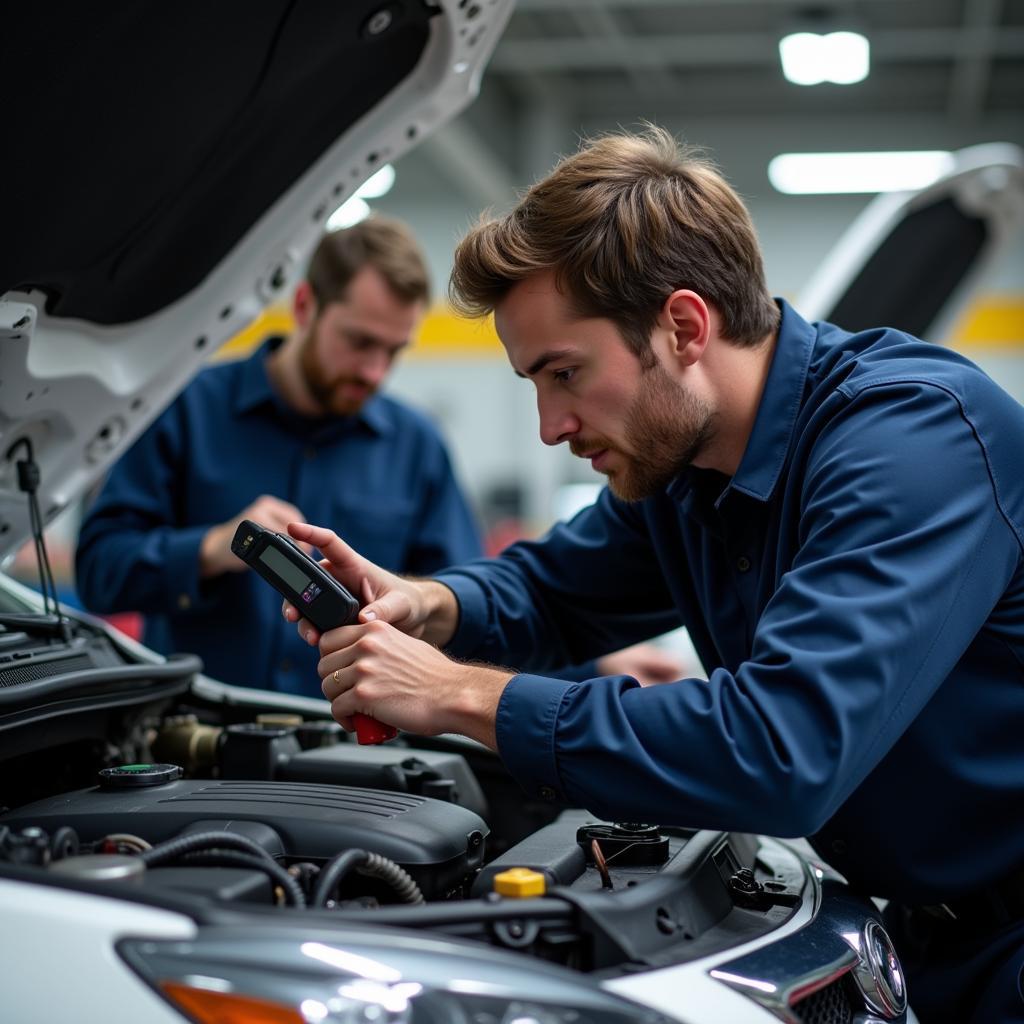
[1,778,488,897]
[278,745,489,820]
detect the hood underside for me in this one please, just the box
[0,0,512,560]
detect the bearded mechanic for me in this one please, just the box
[77,215,679,695]
[285,129,1024,1022]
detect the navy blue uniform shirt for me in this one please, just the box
[76,339,482,696]
[438,300,1024,904]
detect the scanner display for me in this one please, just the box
[258,544,311,596]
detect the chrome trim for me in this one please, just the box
[706,872,908,1023]
[848,920,907,1018]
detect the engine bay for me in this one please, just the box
[0,607,808,977]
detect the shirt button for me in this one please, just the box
[177,593,191,610]
[736,556,752,573]
[538,785,556,801]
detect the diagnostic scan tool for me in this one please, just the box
[231,519,398,744]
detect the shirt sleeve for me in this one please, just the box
[492,383,1021,834]
[437,486,682,670]
[75,401,215,616]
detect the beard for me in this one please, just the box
[298,321,376,417]
[576,362,713,503]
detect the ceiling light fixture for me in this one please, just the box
[779,29,869,85]
[768,151,954,194]
[325,163,396,230]
[326,196,370,229]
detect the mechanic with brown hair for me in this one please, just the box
[284,129,1024,1021]
[76,215,681,697]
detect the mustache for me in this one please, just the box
[569,437,612,458]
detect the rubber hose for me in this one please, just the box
[140,830,277,868]
[179,849,305,907]
[312,848,425,907]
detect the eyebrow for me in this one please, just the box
[515,348,576,379]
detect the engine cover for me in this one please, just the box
[1,777,488,898]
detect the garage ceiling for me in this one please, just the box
[491,0,1023,120]
[413,0,1024,206]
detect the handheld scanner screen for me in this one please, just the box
[230,520,396,745]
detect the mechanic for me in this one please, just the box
[284,130,1024,1022]
[75,215,681,697]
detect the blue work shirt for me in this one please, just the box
[75,339,482,696]
[438,300,1024,904]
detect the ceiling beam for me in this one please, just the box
[948,0,1003,123]
[567,3,677,94]
[419,120,518,209]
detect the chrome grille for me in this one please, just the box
[793,977,855,1024]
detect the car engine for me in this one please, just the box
[0,603,888,1024]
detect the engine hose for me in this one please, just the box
[179,850,305,907]
[140,830,278,869]
[312,849,425,907]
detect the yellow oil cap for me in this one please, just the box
[493,867,546,898]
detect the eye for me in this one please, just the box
[553,367,576,385]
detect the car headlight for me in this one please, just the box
[119,926,672,1024]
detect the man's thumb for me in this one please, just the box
[358,591,407,627]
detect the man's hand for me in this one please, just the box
[282,522,459,647]
[596,642,686,686]
[199,495,307,578]
[317,618,510,749]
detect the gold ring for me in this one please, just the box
[332,669,341,684]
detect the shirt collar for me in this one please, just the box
[727,298,815,503]
[234,337,393,436]
[665,298,815,507]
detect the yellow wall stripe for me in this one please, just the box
[947,296,1024,350]
[212,304,503,362]
[214,295,1024,363]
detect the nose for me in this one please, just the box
[359,347,392,386]
[537,393,580,447]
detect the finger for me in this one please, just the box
[321,663,353,702]
[358,588,412,625]
[333,711,357,733]
[288,523,360,568]
[283,609,320,646]
[323,691,357,734]
[318,623,366,656]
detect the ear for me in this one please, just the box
[292,280,319,331]
[657,290,711,368]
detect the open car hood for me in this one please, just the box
[797,142,1024,337]
[0,0,512,561]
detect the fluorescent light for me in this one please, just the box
[355,163,396,199]
[768,151,954,194]
[324,163,394,230]
[326,196,370,230]
[779,30,869,85]
[826,31,870,84]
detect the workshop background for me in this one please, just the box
[21,0,1024,614]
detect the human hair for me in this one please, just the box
[449,126,779,359]
[307,215,431,308]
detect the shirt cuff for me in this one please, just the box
[162,525,217,613]
[496,673,577,803]
[433,570,491,656]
